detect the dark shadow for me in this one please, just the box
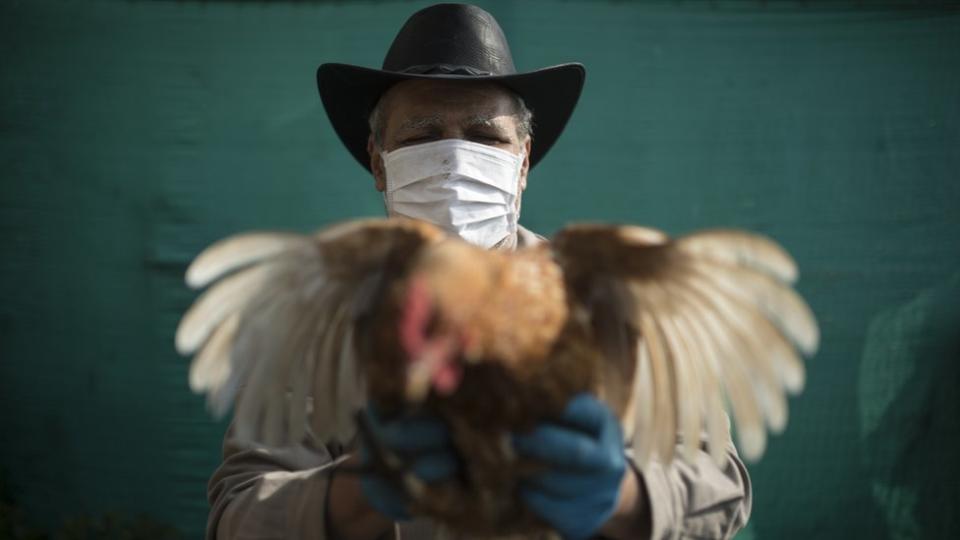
[859,273,960,538]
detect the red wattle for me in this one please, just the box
[432,361,463,395]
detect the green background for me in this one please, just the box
[1,1,958,538]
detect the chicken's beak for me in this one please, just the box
[405,356,433,402]
[404,333,463,401]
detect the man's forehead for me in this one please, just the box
[381,80,519,126]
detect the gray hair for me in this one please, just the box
[367,90,534,148]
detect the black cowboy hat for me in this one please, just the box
[317,3,585,172]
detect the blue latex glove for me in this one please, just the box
[358,407,460,521]
[512,394,627,540]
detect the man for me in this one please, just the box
[207,4,751,539]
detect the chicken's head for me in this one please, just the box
[398,240,496,401]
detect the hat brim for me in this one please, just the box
[317,62,585,172]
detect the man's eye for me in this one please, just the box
[399,136,433,146]
[473,134,508,144]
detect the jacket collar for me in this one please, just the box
[516,224,546,248]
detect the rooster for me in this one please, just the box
[175,218,817,537]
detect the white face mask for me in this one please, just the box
[381,138,525,248]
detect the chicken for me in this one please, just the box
[175,218,818,536]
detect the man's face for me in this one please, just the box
[367,79,531,193]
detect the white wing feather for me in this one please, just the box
[631,228,817,463]
[185,232,311,289]
[176,219,441,447]
[556,225,818,467]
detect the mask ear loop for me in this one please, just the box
[512,151,527,224]
[380,149,394,217]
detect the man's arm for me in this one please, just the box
[206,423,394,540]
[207,416,750,540]
[207,406,460,540]
[601,438,752,540]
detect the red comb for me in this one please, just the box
[400,276,431,362]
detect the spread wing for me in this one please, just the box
[175,218,445,446]
[553,224,818,467]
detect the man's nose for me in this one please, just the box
[437,127,468,141]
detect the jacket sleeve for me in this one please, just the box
[206,422,355,540]
[206,424,749,540]
[206,388,749,540]
[627,437,752,540]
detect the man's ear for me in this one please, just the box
[518,137,532,192]
[368,135,386,192]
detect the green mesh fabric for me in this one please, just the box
[1,1,957,538]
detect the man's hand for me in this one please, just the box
[326,408,460,540]
[512,394,629,540]
[358,407,460,520]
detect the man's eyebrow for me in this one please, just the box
[466,114,497,128]
[397,111,510,132]
[399,115,443,131]
[466,110,518,128]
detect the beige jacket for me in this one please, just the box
[206,226,753,540]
